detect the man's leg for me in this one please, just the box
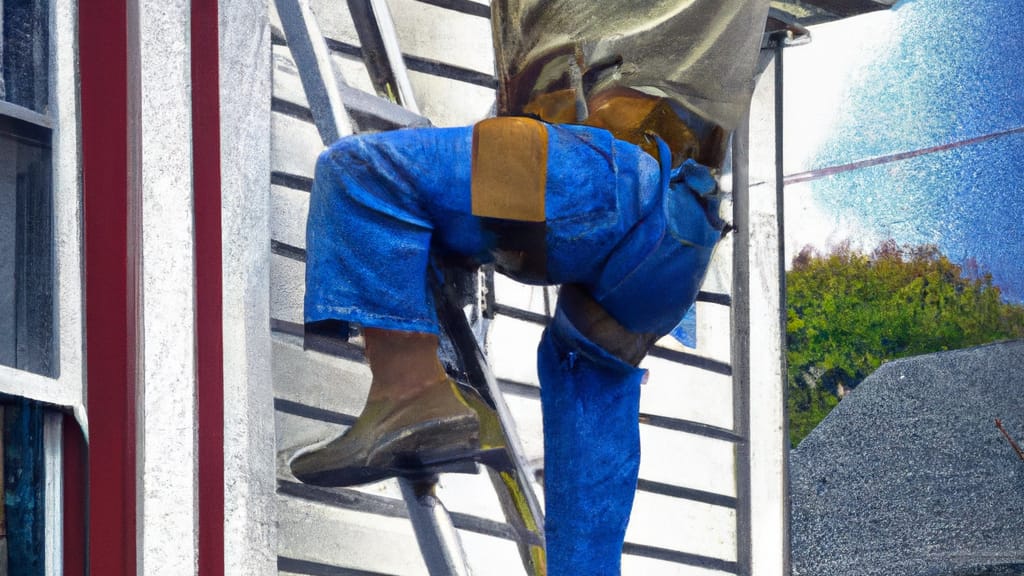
[361,329,447,405]
[293,127,492,486]
[293,119,722,573]
[295,120,653,488]
[290,327,483,486]
[538,285,649,576]
[538,142,724,575]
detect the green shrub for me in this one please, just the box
[786,240,1024,446]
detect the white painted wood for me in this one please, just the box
[271,184,310,249]
[274,45,314,107]
[628,491,737,561]
[457,530,527,576]
[406,70,494,127]
[133,1,199,572]
[220,1,278,574]
[309,0,363,46]
[43,412,63,576]
[639,355,734,430]
[695,302,733,363]
[654,300,732,362]
[272,335,371,414]
[433,467,508,524]
[330,53,377,96]
[744,56,789,576]
[278,494,430,575]
[50,0,87,428]
[639,427,737,498]
[270,252,306,324]
[486,315,545,384]
[497,393,544,465]
[272,111,325,179]
[701,230,734,296]
[387,0,495,74]
[491,273,551,316]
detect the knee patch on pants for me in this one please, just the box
[471,117,548,222]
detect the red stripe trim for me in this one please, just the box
[192,1,226,574]
[62,415,86,576]
[80,2,138,574]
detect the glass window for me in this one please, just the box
[1,0,50,114]
[0,398,45,576]
[0,117,53,377]
[1,0,54,378]
[0,1,62,572]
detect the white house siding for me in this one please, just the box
[220,2,277,574]
[133,2,200,573]
[268,1,784,574]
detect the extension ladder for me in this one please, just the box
[273,0,546,573]
[269,1,792,574]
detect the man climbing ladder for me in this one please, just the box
[290,1,770,574]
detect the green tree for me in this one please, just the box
[786,240,1024,446]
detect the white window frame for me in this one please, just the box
[0,0,84,423]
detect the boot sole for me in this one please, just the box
[294,445,508,487]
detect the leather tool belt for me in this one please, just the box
[525,86,726,168]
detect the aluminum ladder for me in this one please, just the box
[273,0,546,573]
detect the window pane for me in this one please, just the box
[0,115,54,377]
[1,399,46,576]
[1,0,50,114]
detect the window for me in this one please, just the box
[1,0,54,378]
[0,2,73,574]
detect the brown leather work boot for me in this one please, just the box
[289,379,493,487]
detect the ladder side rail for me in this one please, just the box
[399,479,474,576]
[435,272,547,537]
[368,0,421,113]
[280,3,546,570]
[731,110,753,576]
[345,0,421,112]
[275,3,474,574]
[274,0,355,143]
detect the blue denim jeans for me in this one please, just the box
[304,122,722,338]
[304,121,724,574]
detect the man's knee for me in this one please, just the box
[315,136,366,187]
[556,284,658,367]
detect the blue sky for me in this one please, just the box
[781,0,1024,302]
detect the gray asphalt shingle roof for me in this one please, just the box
[790,340,1024,576]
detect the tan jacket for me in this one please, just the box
[492,0,770,134]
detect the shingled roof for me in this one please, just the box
[790,340,1024,576]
